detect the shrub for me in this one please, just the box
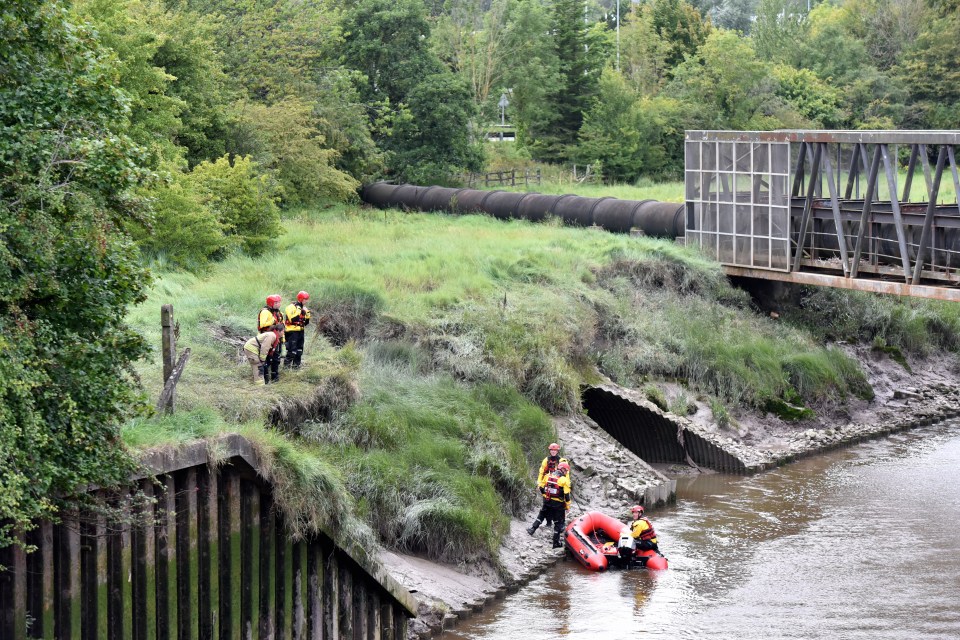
[188,155,282,255]
[230,98,361,206]
[135,169,228,268]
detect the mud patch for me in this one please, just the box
[268,373,360,433]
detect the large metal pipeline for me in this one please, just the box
[361,182,686,238]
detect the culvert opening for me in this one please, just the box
[582,386,747,473]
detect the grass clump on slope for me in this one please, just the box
[301,354,553,561]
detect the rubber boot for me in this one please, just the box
[552,532,563,549]
[526,520,541,536]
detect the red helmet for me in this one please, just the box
[557,461,570,473]
[548,442,560,452]
[631,505,644,515]
[266,294,282,308]
[297,290,310,302]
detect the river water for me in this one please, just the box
[444,420,960,639]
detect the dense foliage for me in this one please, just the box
[0,0,150,547]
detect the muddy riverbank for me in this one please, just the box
[387,349,960,639]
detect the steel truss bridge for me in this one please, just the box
[685,130,960,301]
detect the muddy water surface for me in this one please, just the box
[444,420,960,639]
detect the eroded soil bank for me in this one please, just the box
[387,349,960,639]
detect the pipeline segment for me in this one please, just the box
[361,182,687,239]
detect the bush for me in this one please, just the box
[230,98,361,206]
[188,155,282,255]
[135,169,228,268]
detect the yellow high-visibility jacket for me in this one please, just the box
[541,471,571,508]
[630,518,658,544]
[258,307,285,332]
[284,302,311,332]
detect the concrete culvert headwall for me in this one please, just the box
[361,182,686,238]
[582,386,749,473]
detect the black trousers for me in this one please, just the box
[264,351,281,383]
[284,331,305,368]
[533,501,566,542]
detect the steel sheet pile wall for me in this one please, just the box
[582,387,748,473]
[0,439,414,640]
[361,183,686,238]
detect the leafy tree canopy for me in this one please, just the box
[341,0,483,182]
[0,0,152,546]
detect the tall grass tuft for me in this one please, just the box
[300,358,551,560]
[237,424,364,543]
[786,287,960,357]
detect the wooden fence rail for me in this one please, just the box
[461,169,541,189]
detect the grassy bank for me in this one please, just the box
[125,202,958,563]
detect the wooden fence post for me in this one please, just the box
[158,304,190,414]
[160,305,176,413]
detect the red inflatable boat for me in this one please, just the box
[565,511,668,571]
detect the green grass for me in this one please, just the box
[783,286,960,357]
[127,200,960,563]
[501,179,684,202]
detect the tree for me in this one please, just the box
[896,12,960,128]
[794,4,905,127]
[578,69,689,180]
[702,0,757,33]
[523,0,610,162]
[391,72,485,184]
[844,0,929,72]
[667,30,783,130]
[187,0,337,103]
[230,97,361,206]
[773,65,846,127]
[648,0,712,69]
[151,5,234,166]
[618,5,672,95]
[0,0,152,547]
[434,0,513,123]
[73,0,186,166]
[500,0,561,146]
[752,0,808,66]
[341,0,483,182]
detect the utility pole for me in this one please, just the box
[616,0,620,71]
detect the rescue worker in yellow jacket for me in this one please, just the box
[536,443,568,526]
[258,294,285,384]
[537,442,568,487]
[243,331,279,385]
[527,461,572,548]
[629,505,660,554]
[284,291,312,369]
